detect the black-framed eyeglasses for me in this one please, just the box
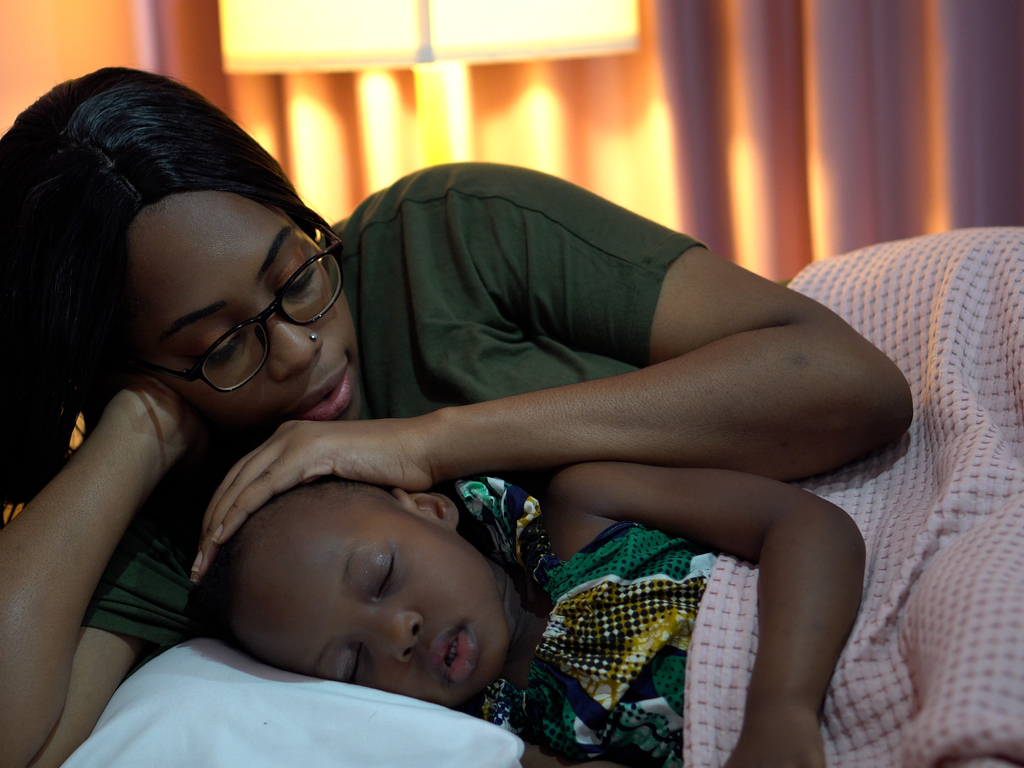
[124,240,344,392]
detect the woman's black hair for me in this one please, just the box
[0,67,333,507]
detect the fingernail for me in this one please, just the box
[191,550,203,575]
[212,524,224,544]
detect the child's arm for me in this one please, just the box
[542,462,865,768]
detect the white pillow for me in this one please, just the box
[64,638,524,768]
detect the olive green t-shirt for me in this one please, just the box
[82,162,702,656]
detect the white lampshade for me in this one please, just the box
[219,0,639,73]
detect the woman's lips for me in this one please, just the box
[293,369,351,421]
[430,626,479,687]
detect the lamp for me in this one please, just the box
[219,0,639,72]
[219,0,639,170]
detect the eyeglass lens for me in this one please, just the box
[201,252,341,390]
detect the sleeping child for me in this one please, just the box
[192,462,865,768]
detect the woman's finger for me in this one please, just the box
[200,442,274,543]
[205,426,287,521]
[220,460,301,533]
[214,422,326,513]
[200,450,281,547]
[193,452,284,584]
[194,476,295,582]
[195,440,330,580]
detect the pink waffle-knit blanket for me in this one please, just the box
[683,228,1024,768]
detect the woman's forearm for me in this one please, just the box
[427,313,910,483]
[0,391,186,768]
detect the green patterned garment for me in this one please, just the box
[454,477,717,768]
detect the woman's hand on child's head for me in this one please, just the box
[192,416,438,583]
[724,702,826,768]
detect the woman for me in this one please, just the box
[0,68,911,768]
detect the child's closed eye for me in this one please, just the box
[375,550,395,599]
[348,544,395,598]
[346,644,363,683]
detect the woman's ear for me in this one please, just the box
[390,488,459,530]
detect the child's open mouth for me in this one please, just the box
[430,626,479,686]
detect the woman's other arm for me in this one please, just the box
[447,245,910,478]
[542,462,866,768]
[26,629,148,768]
[443,246,909,480]
[0,385,198,768]
[646,246,910,477]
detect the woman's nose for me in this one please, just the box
[385,610,423,662]
[264,314,319,381]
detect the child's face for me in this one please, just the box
[230,485,513,708]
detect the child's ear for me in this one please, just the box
[390,489,459,530]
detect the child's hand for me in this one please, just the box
[724,704,826,768]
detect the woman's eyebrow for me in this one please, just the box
[256,226,293,280]
[159,226,293,341]
[159,301,227,342]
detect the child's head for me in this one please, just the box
[194,478,512,707]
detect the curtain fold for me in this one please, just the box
[939,0,1024,230]
[803,0,945,259]
[2,0,1023,279]
[658,0,813,279]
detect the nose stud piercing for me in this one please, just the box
[309,333,318,342]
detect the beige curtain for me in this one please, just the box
[2,0,1023,282]
[659,0,1024,279]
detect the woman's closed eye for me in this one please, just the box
[286,263,318,296]
[274,240,317,292]
[205,333,243,366]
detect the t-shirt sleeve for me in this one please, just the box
[341,163,701,370]
[81,498,206,659]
